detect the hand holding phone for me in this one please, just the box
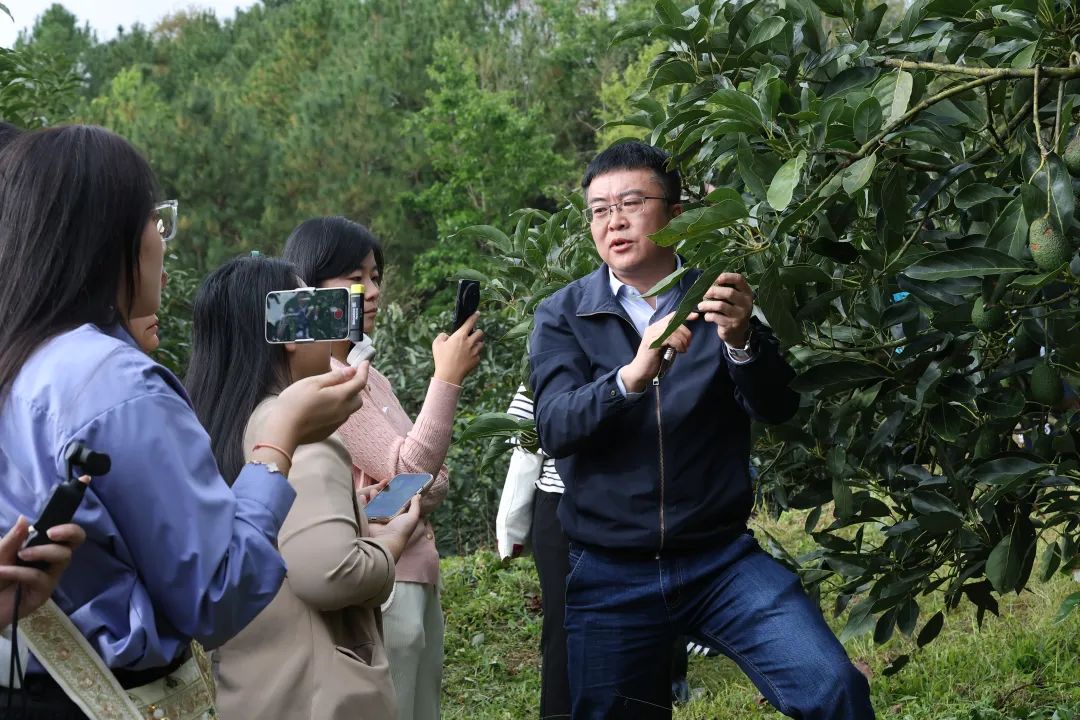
[364,473,434,523]
[452,280,481,334]
[0,516,85,627]
[433,311,484,386]
[367,496,422,561]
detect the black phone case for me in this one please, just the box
[452,280,481,332]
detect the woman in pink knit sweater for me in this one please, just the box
[284,217,482,720]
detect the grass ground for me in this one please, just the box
[440,509,1080,720]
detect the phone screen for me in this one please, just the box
[265,287,350,343]
[452,280,481,332]
[364,473,433,521]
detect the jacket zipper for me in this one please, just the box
[653,374,665,551]
[579,309,668,551]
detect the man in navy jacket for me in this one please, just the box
[529,142,874,719]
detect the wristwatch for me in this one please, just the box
[726,327,755,363]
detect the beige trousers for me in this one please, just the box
[382,581,444,720]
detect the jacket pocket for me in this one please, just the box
[335,642,374,666]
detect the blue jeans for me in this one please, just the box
[564,532,874,719]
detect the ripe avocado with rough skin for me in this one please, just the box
[1028,216,1073,272]
[971,297,1005,332]
[1065,135,1080,176]
[1030,362,1064,406]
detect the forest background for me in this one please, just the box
[6,0,667,553]
[8,0,1080,716]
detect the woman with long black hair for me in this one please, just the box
[0,125,367,717]
[187,256,419,720]
[284,217,484,720]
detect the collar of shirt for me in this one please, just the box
[607,255,684,337]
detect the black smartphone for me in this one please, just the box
[364,472,434,523]
[452,280,481,333]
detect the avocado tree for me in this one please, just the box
[463,0,1080,668]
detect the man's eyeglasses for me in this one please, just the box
[153,200,179,243]
[585,196,667,224]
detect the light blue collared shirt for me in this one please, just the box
[0,324,295,670]
[611,258,753,396]
[611,258,683,397]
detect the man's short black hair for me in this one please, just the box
[581,141,681,204]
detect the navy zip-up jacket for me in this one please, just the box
[529,264,799,552]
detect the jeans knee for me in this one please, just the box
[792,659,872,719]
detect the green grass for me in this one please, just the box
[440,510,1080,720]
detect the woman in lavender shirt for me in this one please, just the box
[0,125,367,716]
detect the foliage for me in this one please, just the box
[10,0,667,553]
[155,252,203,376]
[374,300,529,555]
[0,44,80,126]
[595,40,667,148]
[405,36,576,297]
[18,0,655,287]
[467,0,1080,658]
[440,510,1080,718]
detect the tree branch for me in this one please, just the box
[858,74,999,157]
[879,59,1080,79]
[1053,77,1066,148]
[964,79,1049,165]
[983,83,1006,153]
[1033,66,1048,158]
[801,74,1001,212]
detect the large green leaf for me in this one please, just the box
[954,183,1012,209]
[651,60,697,90]
[708,88,765,127]
[1029,153,1076,234]
[649,192,747,246]
[888,69,914,123]
[457,413,536,443]
[916,610,944,647]
[456,225,513,254]
[901,0,932,38]
[767,151,806,211]
[986,520,1037,594]
[986,197,1029,257]
[853,98,883,145]
[1055,592,1080,624]
[653,258,730,347]
[757,260,801,346]
[903,248,1027,281]
[842,154,877,195]
[823,67,879,98]
[790,361,889,393]
[973,456,1043,485]
[611,20,654,45]
[746,16,787,51]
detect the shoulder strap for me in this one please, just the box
[18,599,144,719]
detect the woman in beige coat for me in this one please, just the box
[185,256,420,720]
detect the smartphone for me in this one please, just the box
[265,287,350,343]
[452,280,481,333]
[364,472,434,523]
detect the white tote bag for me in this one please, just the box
[495,448,540,560]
